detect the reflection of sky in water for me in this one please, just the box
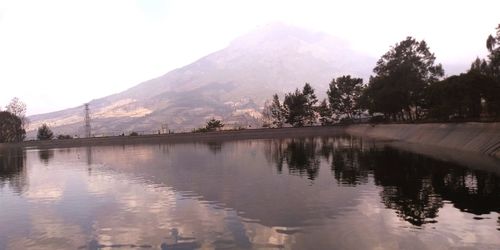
[0,137,500,249]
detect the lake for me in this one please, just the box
[1,136,500,249]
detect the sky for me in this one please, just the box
[0,0,499,115]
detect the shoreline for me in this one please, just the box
[1,126,345,149]
[2,122,499,160]
[2,123,499,172]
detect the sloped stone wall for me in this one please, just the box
[346,123,500,158]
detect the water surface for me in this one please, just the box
[1,136,500,249]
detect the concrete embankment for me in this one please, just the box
[346,123,500,158]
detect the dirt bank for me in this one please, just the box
[3,123,499,160]
[1,126,344,149]
[346,123,500,158]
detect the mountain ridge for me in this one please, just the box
[27,23,376,137]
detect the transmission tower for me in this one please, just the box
[84,103,91,138]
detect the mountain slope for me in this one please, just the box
[27,23,375,137]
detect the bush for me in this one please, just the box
[129,132,138,136]
[37,124,54,140]
[192,127,209,133]
[205,118,224,131]
[193,119,225,133]
[0,111,25,143]
[369,115,386,124]
[57,134,72,140]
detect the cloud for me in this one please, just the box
[0,0,499,115]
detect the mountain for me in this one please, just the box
[27,23,376,137]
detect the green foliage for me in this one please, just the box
[426,73,485,120]
[317,99,333,125]
[283,89,308,127]
[57,134,73,140]
[270,94,286,127]
[205,118,224,131]
[5,97,26,120]
[469,57,491,76]
[361,37,444,120]
[263,24,500,125]
[302,83,318,125]
[192,118,225,132]
[129,131,138,136]
[0,111,26,143]
[466,24,500,117]
[192,127,209,133]
[486,24,500,78]
[262,94,286,128]
[282,83,318,127]
[327,75,364,120]
[37,124,54,140]
[5,97,28,132]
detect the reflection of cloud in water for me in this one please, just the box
[76,165,293,249]
[24,185,63,202]
[6,206,86,249]
[88,141,364,229]
[3,138,500,249]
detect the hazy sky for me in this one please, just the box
[0,0,499,115]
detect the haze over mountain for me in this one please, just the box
[27,23,376,137]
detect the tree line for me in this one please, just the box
[264,24,500,127]
[0,98,62,142]
[0,98,27,143]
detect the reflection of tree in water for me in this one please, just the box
[264,136,500,228]
[38,149,54,165]
[434,168,500,215]
[328,136,369,186]
[364,149,444,226]
[366,148,500,226]
[263,139,286,173]
[0,147,27,193]
[265,137,320,180]
[285,138,320,180]
[206,141,223,154]
[355,147,500,227]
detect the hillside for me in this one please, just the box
[27,23,375,137]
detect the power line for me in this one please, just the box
[84,103,91,138]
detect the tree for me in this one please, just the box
[57,134,72,140]
[282,83,318,127]
[317,99,333,125]
[486,24,500,78]
[467,24,500,117]
[37,124,54,140]
[0,111,26,143]
[268,94,286,128]
[469,57,490,76]
[283,89,308,127]
[483,24,500,116]
[261,100,273,127]
[361,37,444,120]
[205,118,224,131]
[469,58,500,117]
[327,75,364,120]
[5,97,28,129]
[426,72,489,120]
[302,83,318,125]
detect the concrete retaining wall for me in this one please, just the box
[346,123,500,158]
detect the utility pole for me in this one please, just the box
[161,123,169,134]
[84,103,91,138]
